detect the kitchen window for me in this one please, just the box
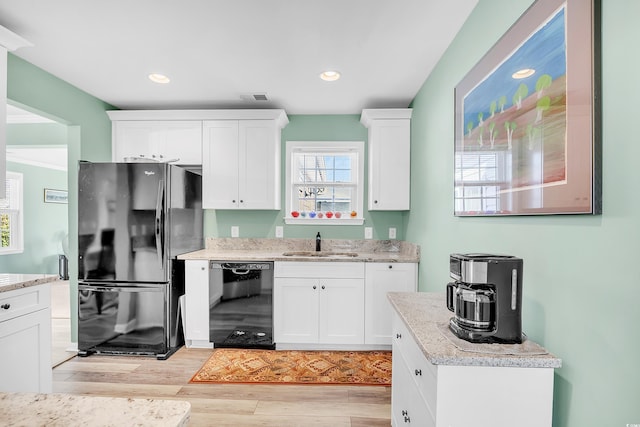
[285,141,364,225]
[0,172,24,255]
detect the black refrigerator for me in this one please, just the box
[77,161,203,359]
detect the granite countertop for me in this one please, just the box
[0,393,190,427]
[178,237,420,263]
[0,274,59,294]
[388,292,562,369]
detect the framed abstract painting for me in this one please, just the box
[454,0,601,216]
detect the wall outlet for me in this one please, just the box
[275,226,284,238]
[389,227,397,239]
[364,227,373,239]
[231,226,239,238]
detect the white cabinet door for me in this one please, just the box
[391,345,434,427]
[318,278,364,344]
[112,121,202,165]
[239,120,280,210]
[202,120,240,209]
[274,278,319,343]
[361,109,412,211]
[184,260,213,348]
[202,119,281,210]
[0,305,52,393]
[365,263,417,345]
[368,119,411,210]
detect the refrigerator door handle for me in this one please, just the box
[155,180,165,270]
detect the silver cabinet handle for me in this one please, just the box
[396,333,402,339]
[414,369,422,376]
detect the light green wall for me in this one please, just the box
[0,161,68,274]
[408,0,639,425]
[7,122,69,146]
[1,122,70,274]
[7,54,115,341]
[205,114,407,240]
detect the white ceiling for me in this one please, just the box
[0,0,478,114]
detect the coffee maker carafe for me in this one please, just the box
[446,253,523,344]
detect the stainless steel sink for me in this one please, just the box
[281,251,358,258]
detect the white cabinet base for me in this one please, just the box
[435,365,554,427]
[184,260,213,348]
[0,283,52,394]
[391,311,555,427]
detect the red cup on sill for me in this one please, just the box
[291,211,300,218]
[326,212,334,218]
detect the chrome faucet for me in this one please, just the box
[316,232,321,251]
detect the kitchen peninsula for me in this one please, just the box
[388,292,562,427]
[0,273,58,394]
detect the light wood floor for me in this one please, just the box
[49,280,391,425]
[53,348,391,426]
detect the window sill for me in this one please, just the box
[284,217,365,226]
[0,248,24,255]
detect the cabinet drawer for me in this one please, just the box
[274,262,364,279]
[0,285,51,322]
[393,313,438,418]
[392,346,435,427]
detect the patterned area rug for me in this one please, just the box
[190,349,392,386]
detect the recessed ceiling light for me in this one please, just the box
[512,68,535,79]
[148,73,170,84]
[320,70,341,82]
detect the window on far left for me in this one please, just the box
[0,172,24,255]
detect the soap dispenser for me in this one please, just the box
[316,232,321,252]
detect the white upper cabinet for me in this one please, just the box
[108,117,203,165]
[107,109,288,210]
[202,111,287,210]
[361,108,412,211]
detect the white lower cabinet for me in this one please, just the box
[0,284,52,393]
[391,311,555,427]
[274,262,365,346]
[392,349,434,426]
[365,263,417,345]
[184,260,213,348]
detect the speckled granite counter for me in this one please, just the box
[178,237,420,263]
[388,292,562,368]
[0,393,190,427]
[0,274,58,294]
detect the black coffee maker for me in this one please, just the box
[446,253,523,344]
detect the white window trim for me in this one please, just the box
[0,171,24,255]
[285,140,365,225]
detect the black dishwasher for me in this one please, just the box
[209,261,274,349]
